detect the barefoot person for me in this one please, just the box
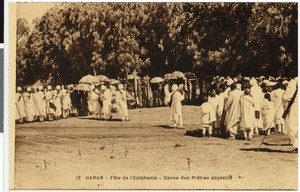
[282,77,298,152]
[170,84,184,128]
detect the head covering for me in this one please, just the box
[90,84,95,90]
[56,85,61,90]
[47,85,52,90]
[101,85,106,91]
[237,83,242,90]
[171,84,179,92]
[227,78,234,86]
[233,77,238,83]
[38,86,43,91]
[118,84,124,90]
[26,87,32,92]
[282,80,289,85]
[17,87,22,92]
[263,79,270,86]
[249,78,257,86]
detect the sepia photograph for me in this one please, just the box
[10,2,298,190]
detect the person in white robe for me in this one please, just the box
[45,86,55,121]
[240,88,255,140]
[34,86,47,121]
[201,95,216,137]
[250,78,264,135]
[61,85,71,118]
[261,93,275,135]
[23,87,36,122]
[282,77,298,152]
[90,84,101,119]
[53,86,62,120]
[116,84,129,121]
[15,87,26,123]
[170,84,185,128]
[208,89,221,135]
[271,83,285,133]
[101,85,113,120]
[224,83,241,139]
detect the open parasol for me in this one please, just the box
[74,83,91,91]
[164,73,177,80]
[97,75,110,83]
[172,71,185,79]
[150,77,164,84]
[79,75,99,84]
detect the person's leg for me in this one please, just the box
[202,128,206,138]
[208,125,212,137]
[179,115,183,127]
[243,131,247,140]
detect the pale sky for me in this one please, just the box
[17,3,57,28]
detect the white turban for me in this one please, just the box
[171,84,178,92]
[17,87,22,92]
[56,85,61,90]
[38,86,43,91]
[249,78,257,86]
[227,78,234,86]
[118,84,124,90]
[263,79,270,86]
[26,87,32,92]
[101,85,106,91]
[47,85,52,90]
[283,80,288,84]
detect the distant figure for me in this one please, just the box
[15,87,26,123]
[35,86,47,122]
[224,83,241,140]
[271,83,285,133]
[261,93,275,135]
[45,85,55,121]
[170,84,184,128]
[282,77,298,152]
[90,84,101,119]
[250,78,263,135]
[102,84,113,120]
[116,84,129,121]
[23,87,36,122]
[240,88,255,140]
[200,95,216,138]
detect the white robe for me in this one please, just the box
[200,102,216,127]
[261,99,275,130]
[45,91,55,114]
[250,84,264,128]
[271,89,284,125]
[15,92,26,120]
[282,79,298,148]
[90,90,101,115]
[34,91,47,116]
[102,89,112,119]
[224,89,241,134]
[170,91,184,123]
[23,92,36,122]
[53,92,62,117]
[116,90,128,117]
[240,95,255,131]
[208,95,221,128]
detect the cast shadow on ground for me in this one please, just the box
[240,148,296,154]
[262,142,292,146]
[153,125,175,129]
[78,117,123,121]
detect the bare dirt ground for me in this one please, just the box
[14,106,297,190]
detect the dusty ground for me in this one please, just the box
[14,106,297,190]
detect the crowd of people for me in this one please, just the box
[166,75,297,151]
[15,75,298,151]
[15,83,130,123]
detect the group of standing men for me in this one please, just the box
[15,83,130,123]
[166,76,297,151]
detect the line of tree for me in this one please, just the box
[16,2,298,86]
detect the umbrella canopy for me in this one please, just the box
[164,73,177,80]
[150,77,164,84]
[79,75,99,84]
[110,79,120,85]
[97,75,110,83]
[172,71,185,78]
[184,72,196,79]
[74,83,91,91]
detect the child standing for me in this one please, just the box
[200,95,216,138]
